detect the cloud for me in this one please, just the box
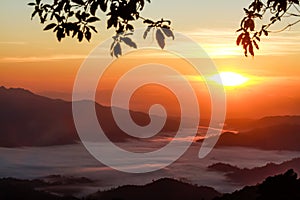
[259,31,300,55]
[184,29,243,58]
[0,54,87,63]
[0,41,27,45]
[184,29,300,57]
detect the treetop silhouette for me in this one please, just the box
[237,0,300,56]
[28,0,300,57]
[28,0,174,57]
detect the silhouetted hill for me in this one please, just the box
[41,175,93,186]
[208,163,240,173]
[0,177,79,200]
[208,157,300,185]
[1,172,300,200]
[214,169,300,200]
[224,116,300,131]
[215,123,300,151]
[0,86,179,147]
[255,116,300,127]
[197,115,300,151]
[0,176,220,200]
[87,178,221,200]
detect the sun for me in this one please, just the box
[209,72,249,87]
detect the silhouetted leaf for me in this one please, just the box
[90,1,98,16]
[89,26,98,33]
[85,30,91,41]
[28,3,35,6]
[110,40,116,52]
[253,40,259,49]
[244,47,248,57]
[121,37,137,48]
[249,42,254,56]
[56,27,64,42]
[107,17,118,29]
[114,43,122,57]
[236,33,244,46]
[99,0,107,12]
[71,0,84,5]
[31,10,38,19]
[126,24,134,31]
[156,29,165,49]
[78,31,83,42]
[43,23,56,31]
[143,26,152,39]
[245,19,255,31]
[161,27,174,39]
[69,11,74,17]
[86,17,100,23]
[75,11,81,20]
[139,0,145,10]
[54,14,62,22]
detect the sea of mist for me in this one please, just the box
[0,138,299,195]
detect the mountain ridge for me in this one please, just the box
[0,86,179,147]
[208,157,300,185]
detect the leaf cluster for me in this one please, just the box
[237,0,300,56]
[143,18,174,49]
[109,18,174,57]
[29,0,175,57]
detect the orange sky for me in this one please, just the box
[1,0,300,118]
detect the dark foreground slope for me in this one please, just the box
[214,169,300,200]
[1,170,300,200]
[87,178,221,200]
[0,178,78,200]
[0,177,220,200]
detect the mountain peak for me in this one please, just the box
[0,86,34,95]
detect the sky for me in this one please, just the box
[1,0,300,118]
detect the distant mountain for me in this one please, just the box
[0,86,179,147]
[198,115,300,151]
[208,157,300,185]
[214,169,300,200]
[215,123,300,151]
[208,163,240,173]
[87,178,221,200]
[224,116,300,131]
[2,86,299,149]
[254,116,300,127]
[40,175,93,186]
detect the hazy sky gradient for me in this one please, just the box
[1,0,300,118]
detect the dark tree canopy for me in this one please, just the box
[29,0,300,57]
[28,0,174,57]
[237,0,300,56]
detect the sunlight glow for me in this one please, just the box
[209,72,249,87]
